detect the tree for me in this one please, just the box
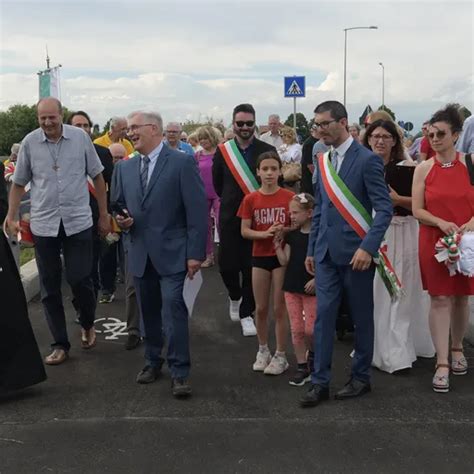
[0,105,38,155]
[182,117,226,135]
[377,105,396,121]
[284,112,309,142]
[0,103,71,156]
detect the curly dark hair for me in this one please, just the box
[429,104,463,133]
[362,119,404,163]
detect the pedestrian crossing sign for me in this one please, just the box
[284,76,305,98]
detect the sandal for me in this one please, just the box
[432,363,450,393]
[44,349,68,366]
[451,347,468,376]
[81,327,97,350]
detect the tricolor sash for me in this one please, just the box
[318,151,403,299]
[218,139,259,195]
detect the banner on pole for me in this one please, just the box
[38,67,60,99]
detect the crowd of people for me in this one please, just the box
[1,96,473,403]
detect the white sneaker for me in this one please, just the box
[264,354,289,375]
[241,316,257,336]
[229,298,242,322]
[253,350,272,371]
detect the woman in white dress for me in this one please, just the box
[363,119,435,373]
[277,127,302,163]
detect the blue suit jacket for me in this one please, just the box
[111,144,208,278]
[308,140,392,265]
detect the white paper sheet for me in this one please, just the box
[183,270,203,317]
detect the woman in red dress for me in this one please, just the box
[412,104,474,393]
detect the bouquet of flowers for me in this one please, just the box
[435,232,474,277]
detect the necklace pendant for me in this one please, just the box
[52,165,60,171]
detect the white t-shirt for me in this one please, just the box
[260,131,284,148]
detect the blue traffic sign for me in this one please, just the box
[284,76,305,98]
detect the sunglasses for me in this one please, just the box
[428,131,447,140]
[235,120,255,128]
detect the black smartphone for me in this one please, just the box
[111,203,129,218]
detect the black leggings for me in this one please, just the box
[220,267,255,319]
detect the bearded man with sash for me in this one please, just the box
[300,101,392,408]
[212,103,276,336]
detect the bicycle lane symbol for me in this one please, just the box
[94,317,128,340]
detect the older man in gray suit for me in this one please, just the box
[112,111,207,398]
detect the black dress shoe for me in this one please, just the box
[125,334,142,350]
[136,365,161,384]
[171,378,192,398]
[335,379,371,400]
[300,384,329,407]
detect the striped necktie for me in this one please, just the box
[331,149,339,172]
[140,155,150,192]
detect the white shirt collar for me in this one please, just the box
[334,135,354,157]
[143,141,164,163]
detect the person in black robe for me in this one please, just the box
[0,161,47,392]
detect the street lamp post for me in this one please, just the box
[343,26,378,107]
[379,62,385,107]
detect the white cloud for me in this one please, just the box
[0,1,472,130]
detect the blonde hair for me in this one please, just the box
[196,125,221,148]
[291,193,315,210]
[187,133,199,147]
[280,126,297,144]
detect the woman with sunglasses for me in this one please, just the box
[277,127,302,163]
[412,104,474,393]
[363,120,434,374]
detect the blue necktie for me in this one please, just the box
[141,155,150,192]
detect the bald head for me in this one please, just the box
[109,143,127,163]
[37,97,62,113]
[37,97,63,140]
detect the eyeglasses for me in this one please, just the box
[126,123,154,134]
[313,120,336,129]
[235,120,255,128]
[166,130,180,134]
[428,131,447,140]
[369,134,394,142]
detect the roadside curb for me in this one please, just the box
[21,258,40,302]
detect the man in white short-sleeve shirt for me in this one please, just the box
[6,97,110,366]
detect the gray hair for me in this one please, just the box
[109,116,127,129]
[349,123,361,132]
[10,143,21,155]
[268,114,280,122]
[166,121,182,132]
[127,111,164,133]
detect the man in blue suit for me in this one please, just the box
[112,111,207,398]
[301,101,392,407]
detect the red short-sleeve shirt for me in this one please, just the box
[238,188,294,256]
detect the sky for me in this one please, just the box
[0,0,473,132]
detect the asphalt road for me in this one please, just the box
[1,266,473,473]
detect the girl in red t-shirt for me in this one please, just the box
[238,151,294,375]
